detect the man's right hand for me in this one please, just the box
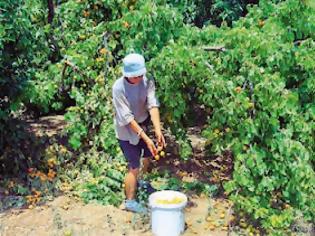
[144,138,157,157]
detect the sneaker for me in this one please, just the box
[137,180,156,194]
[124,199,147,213]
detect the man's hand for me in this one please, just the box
[144,137,158,157]
[155,130,166,149]
[149,107,165,148]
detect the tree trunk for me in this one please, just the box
[47,0,54,24]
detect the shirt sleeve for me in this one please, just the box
[146,78,160,110]
[112,89,134,127]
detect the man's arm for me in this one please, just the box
[145,78,164,148]
[129,119,157,156]
[149,107,165,148]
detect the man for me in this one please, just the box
[112,53,165,213]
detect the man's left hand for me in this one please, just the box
[155,130,166,148]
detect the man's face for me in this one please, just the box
[128,75,144,84]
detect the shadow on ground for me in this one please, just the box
[0,115,67,212]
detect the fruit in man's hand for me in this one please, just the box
[154,155,160,161]
[157,145,163,152]
[160,151,165,157]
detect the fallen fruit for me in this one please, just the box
[214,222,221,227]
[62,205,69,210]
[63,229,72,236]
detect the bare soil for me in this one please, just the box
[0,195,229,236]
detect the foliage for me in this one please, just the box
[145,172,218,198]
[150,0,315,233]
[0,0,49,152]
[165,0,261,26]
[64,148,126,206]
[210,0,260,25]
[105,1,184,59]
[1,0,314,234]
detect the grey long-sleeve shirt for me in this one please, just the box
[112,76,160,145]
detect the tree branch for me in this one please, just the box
[47,0,54,24]
[64,60,88,80]
[203,46,227,52]
[293,38,312,46]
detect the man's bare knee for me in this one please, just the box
[128,168,139,177]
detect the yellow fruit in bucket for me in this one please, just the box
[156,196,184,204]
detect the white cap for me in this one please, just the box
[122,53,147,77]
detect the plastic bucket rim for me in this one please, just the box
[149,190,188,210]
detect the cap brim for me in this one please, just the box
[123,67,147,78]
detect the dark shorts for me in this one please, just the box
[118,139,152,169]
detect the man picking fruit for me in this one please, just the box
[112,53,166,213]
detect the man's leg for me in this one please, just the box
[125,167,139,200]
[138,157,156,194]
[140,138,152,177]
[125,158,151,198]
[141,157,150,176]
[118,140,146,213]
[124,167,146,213]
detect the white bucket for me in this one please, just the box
[149,190,188,236]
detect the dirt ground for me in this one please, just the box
[0,195,229,236]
